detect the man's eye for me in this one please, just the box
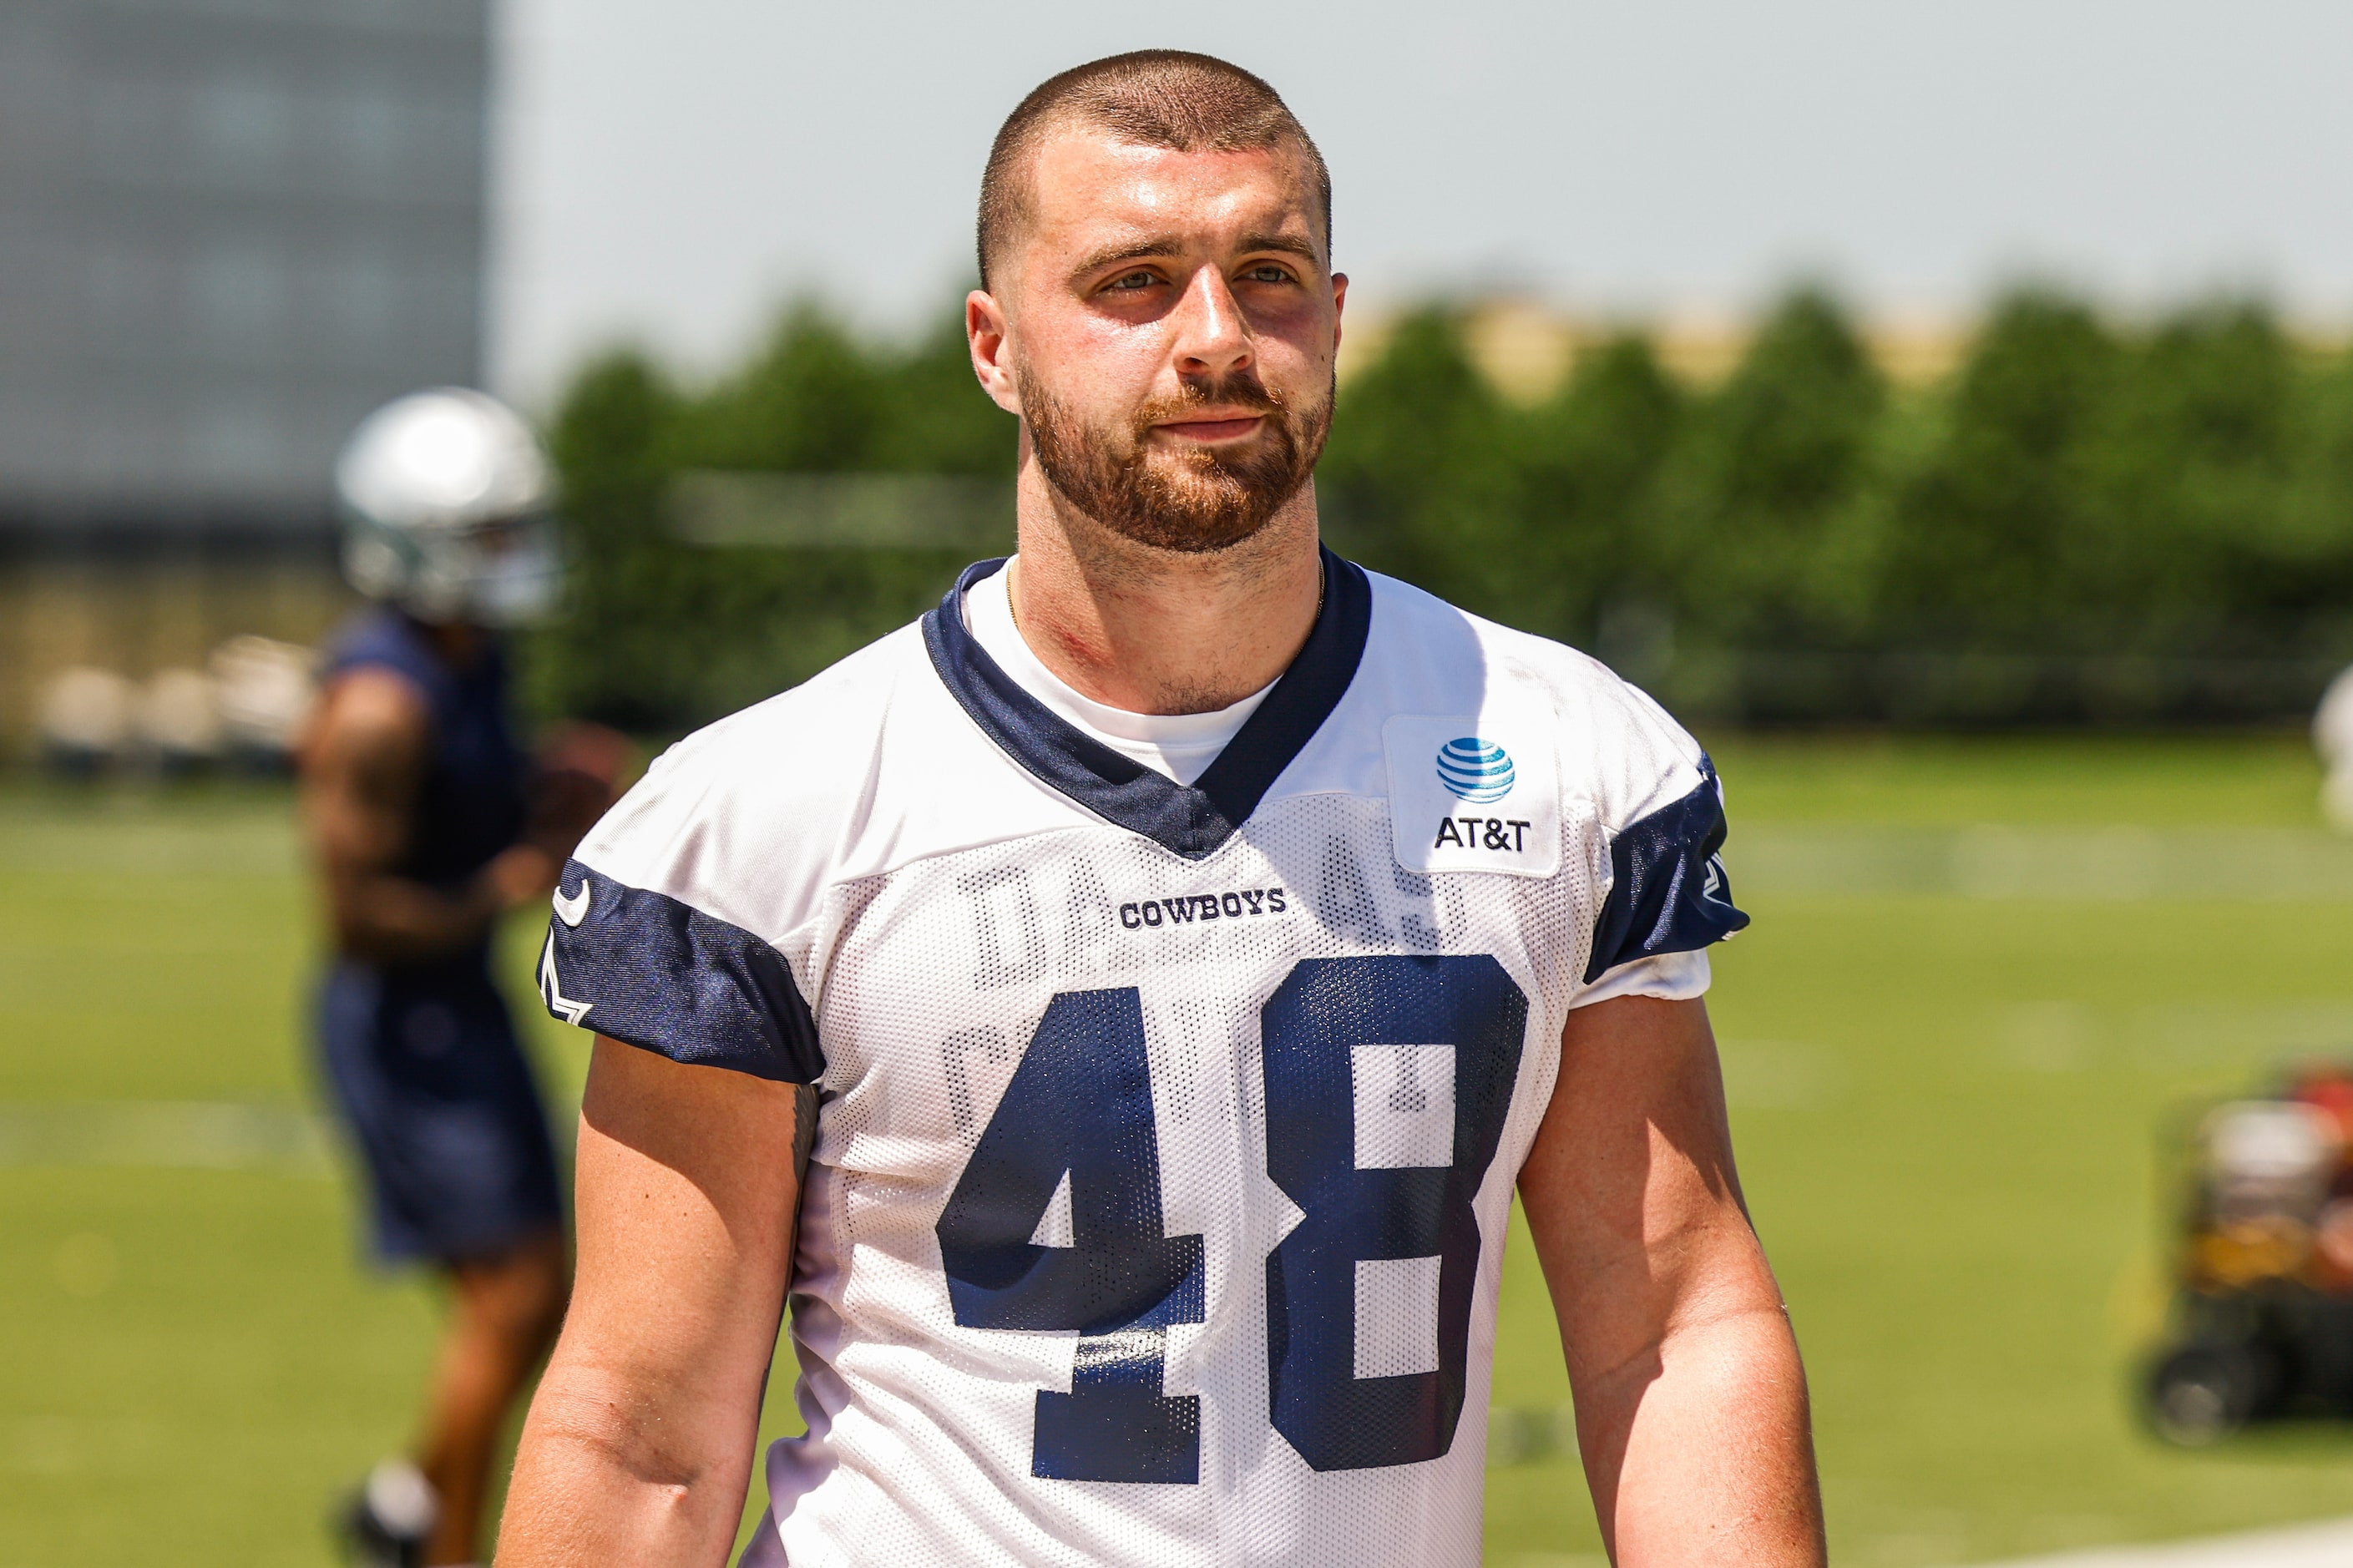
[1245,265,1295,285]
[1106,271,1157,291]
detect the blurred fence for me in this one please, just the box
[668,472,1014,551]
[521,289,2351,735]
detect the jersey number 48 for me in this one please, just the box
[935,954,1528,1482]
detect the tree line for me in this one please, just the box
[539,289,2353,733]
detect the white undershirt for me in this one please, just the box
[962,561,1273,787]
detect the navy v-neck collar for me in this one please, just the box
[921,547,1372,860]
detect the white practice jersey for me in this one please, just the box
[539,554,1748,1568]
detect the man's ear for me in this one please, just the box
[966,291,1022,417]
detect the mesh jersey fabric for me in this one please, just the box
[540,561,1748,1567]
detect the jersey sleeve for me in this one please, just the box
[535,718,831,1084]
[1572,949,1711,1007]
[1571,678,1750,999]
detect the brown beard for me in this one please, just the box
[1019,364,1332,554]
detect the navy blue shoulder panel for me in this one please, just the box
[539,860,823,1083]
[921,549,1373,860]
[1583,761,1752,984]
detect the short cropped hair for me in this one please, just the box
[977,50,1331,290]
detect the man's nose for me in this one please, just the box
[1170,266,1252,384]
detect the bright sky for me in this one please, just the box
[487,0,2353,402]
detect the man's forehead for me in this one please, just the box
[1025,132,1322,255]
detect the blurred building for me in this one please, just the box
[0,0,493,749]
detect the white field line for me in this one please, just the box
[0,1101,331,1172]
[1955,1516,2353,1567]
[1735,825,2353,901]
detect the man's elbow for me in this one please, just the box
[1571,1263,1800,1404]
[522,1374,717,1496]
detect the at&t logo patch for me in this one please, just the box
[1384,715,1561,879]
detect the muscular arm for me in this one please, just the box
[498,1038,811,1566]
[1520,994,1824,1566]
[299,668,556,963]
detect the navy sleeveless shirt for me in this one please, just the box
[315,608,560,1262]
[324,607,528,928]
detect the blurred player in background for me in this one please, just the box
[302,390,621,1568]
[502,52,1822,1568]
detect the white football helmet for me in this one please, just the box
[334,388,561,627]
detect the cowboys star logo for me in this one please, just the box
[538,930,594,1027]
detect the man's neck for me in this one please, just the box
[1006,458,1324,717]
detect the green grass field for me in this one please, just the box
[8,735,2353,1565]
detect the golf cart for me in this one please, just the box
[2144,1068,2353,1444]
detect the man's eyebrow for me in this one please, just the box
[1070,230,1325,280]
[1070,236,1187,277]
[1235,232,1322,264]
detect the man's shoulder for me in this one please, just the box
[567,622,943,940]
[1360,568,1642,702]
[652,620,929,785]
[1355,569,1710,824]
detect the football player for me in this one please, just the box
[503,52,1825,1567]
[304,390,619,1567]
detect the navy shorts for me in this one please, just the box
[316,958,564,1264]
